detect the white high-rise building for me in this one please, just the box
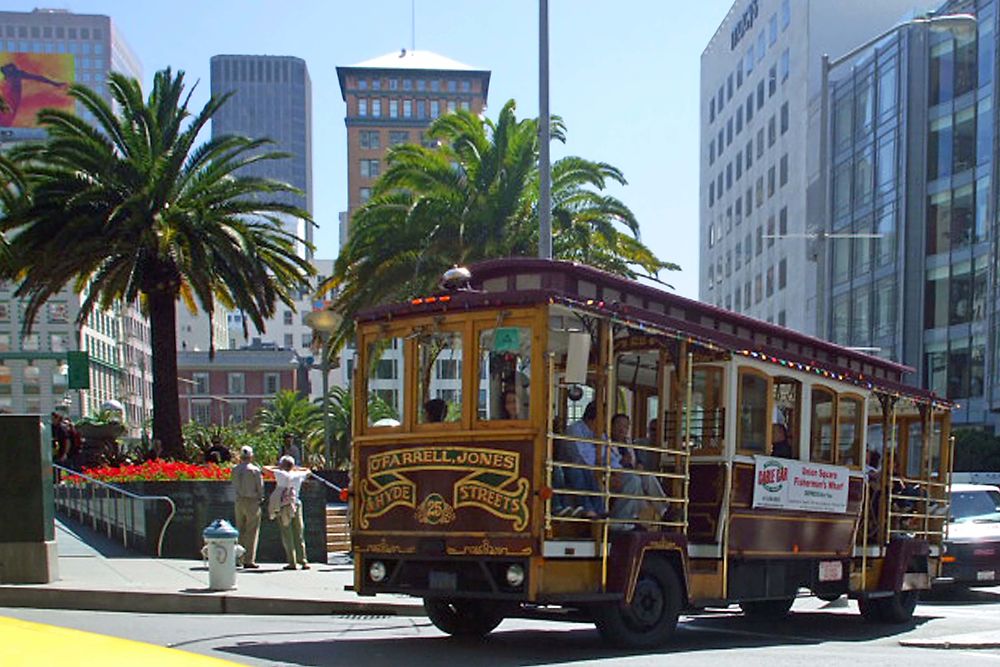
[699,0,941,335]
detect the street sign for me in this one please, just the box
[67,351,90,389]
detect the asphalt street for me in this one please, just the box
[4,586,1000,666]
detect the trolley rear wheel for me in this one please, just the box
[423,599,505,638]
[593,557,682,648]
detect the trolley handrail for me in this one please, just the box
[53,463,176,558]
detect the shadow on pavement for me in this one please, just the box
[56,517,135,559]
[920,586,1000,606]
[212,610,931,667]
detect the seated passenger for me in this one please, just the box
[424,398,448,423]
[770,423,793,458]
[559,402,604,517]
[609,413,668,528]
[502,390,520,420]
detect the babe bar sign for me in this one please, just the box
[752,456,849,513]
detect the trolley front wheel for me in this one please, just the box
[423,598,505,638]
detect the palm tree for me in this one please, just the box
[323,99,677,348]
[4,69,314,459]
[255,388,323,443]
[318,385,398,468]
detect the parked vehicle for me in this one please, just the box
[940,483,1000,587]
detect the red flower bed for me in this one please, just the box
[70,459,276,484]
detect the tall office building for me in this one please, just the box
[0,9,149,432]
[699,0,940,335]
[179,55,315,362]
[210,55,313,255]
[333,50,491,416]
[824,0,998,427]
[336,49,491,233]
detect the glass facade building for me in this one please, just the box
[825,0,999,427]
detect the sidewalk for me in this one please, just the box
[0,519,423,617]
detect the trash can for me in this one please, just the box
[202,519,243,591]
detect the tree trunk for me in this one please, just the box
[148,289,184,459]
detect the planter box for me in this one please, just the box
[54,479,327,563]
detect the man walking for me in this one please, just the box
[231,445,263,569]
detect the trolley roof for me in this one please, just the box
[355,258,950,407]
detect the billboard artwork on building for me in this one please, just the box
[0,52,75,128]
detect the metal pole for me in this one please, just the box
[816,53,830,339]
[322,348,332,468]
[538,0,552,259]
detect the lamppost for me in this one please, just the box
[815,12,977,337]
[305,309,342,469]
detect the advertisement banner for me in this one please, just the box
[752,455,849,513]
[0,52,75,128]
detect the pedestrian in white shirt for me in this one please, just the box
[266,455,311,570]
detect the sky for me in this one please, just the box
[5,0,733,300]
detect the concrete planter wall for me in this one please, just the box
[54,479,327,563]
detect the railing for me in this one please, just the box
[52,463,176,558]
[308,472,344,495]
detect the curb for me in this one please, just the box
[0,587,426,617]
[900,638,1000,650]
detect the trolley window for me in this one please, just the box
[416,330,463,424]
[737,368,770,455]
[837,395,863,467]
[365,336,404,428]
[477,326,531,421]
[810,386,836,463]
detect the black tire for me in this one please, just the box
[739,596,795,620]
[593,557,682,649]
[860,590,918,624]
[423,598,505,638]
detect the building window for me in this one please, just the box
[403,99,412,117]
[448,80,457,92]
[780,102,789,134]
[22,334,40,351]
[768,65,777,97]
[710,97,715,123]
[360,159,380,179]
[781,0,790,29]
[767,216,775,247]
[780,49,789,82]
[769,14,778,45]
[430,100,440,118]
[372,99,381,117]
[359,130,380,149]
[778,258,787,289]
[779,154,788,186]
[766,266,774,296]
[709,139,715,166]
[372,78,381,91]
[229,401,247,424]
[767,166,775,198]
[192,401,211,425]
[389,130,409,146]
[264,373,280,395]
[461,80,471,92]
[756,225,763,255]
[192,372,209,394]
[430,79,440,92]
[754,274,763,303]
[447,100,456,114]
[388,99,398,118]
[228,373,245,395]
[388,78,398,90]
[768,115,776,146]
[779,206,787,235]
[358,99,367,117]
[284,333,294,348]
[360,187,372,203]
[357,79,368,90]
[283,310,293,325]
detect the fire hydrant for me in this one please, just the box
[202,519,244,591]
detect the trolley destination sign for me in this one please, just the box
[752,456,850,513]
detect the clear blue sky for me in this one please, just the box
[7,0,731,299]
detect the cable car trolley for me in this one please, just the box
[346,258,954,647]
